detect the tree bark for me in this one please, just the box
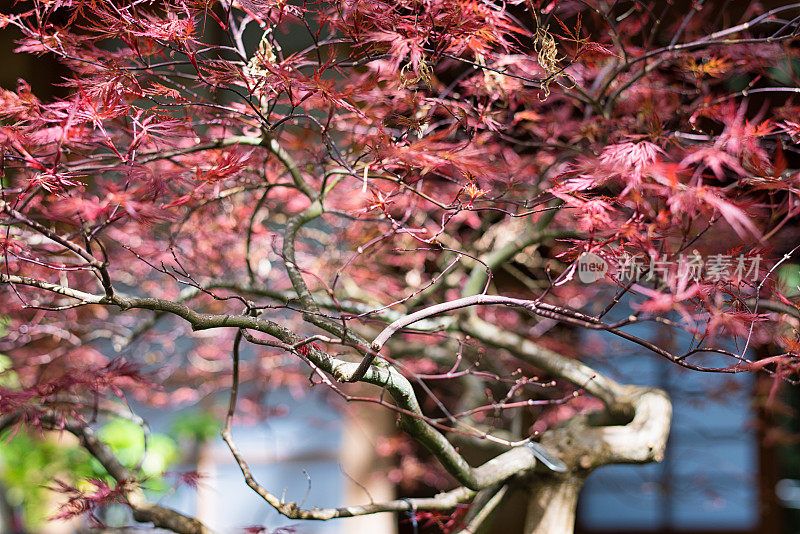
[520,387,671,534]
[523,475,585,534]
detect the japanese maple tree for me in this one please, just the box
[1,0,800,532]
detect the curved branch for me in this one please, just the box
[0,274,525,491]
[540,388,672,469]
[460,315,628,411]
[352,292,761,385]
[282,201,325,311]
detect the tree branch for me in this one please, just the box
[3,412,217,534]
[0,274,531,490]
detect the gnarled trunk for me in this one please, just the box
[524,475,585,534]
[521,387,672,534]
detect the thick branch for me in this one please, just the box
[538,387,672,470]
[280,202,376,351]
[282,201,325,311]
[0,274,521,490]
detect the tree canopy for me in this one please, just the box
[1,0,800,532]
